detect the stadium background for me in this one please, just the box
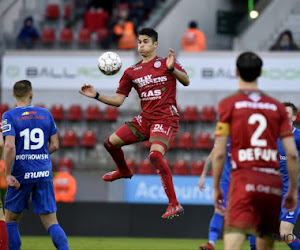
[1,0,300,243]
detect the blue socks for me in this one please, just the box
[6,222,21,250]
[208,213,224,244]
[288,239,300,250]
[248,235,256,250]
[48,224,69,250]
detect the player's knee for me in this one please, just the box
[149,151,163,165]
[103,138,119,150]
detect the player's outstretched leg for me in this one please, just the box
[199,213,224,250]
[48,224,69,250]
[102,138,133,182]
[149,150,183,219]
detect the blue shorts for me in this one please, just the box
[5,182,57,214]
[220,180,229,208]
[280,193,300,224]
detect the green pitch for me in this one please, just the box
[21,236,288,249]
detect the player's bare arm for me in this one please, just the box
[48,133,59,154]
[198,149,213,190]
[4,135,20,189]
[281,136,299,212]
[79,84,126,107]
[212,136,227,212]
[166,48,189,86]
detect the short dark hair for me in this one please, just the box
[236,52,263,82]
[13,80,32,98]
[138,28,158,42]
[283,101,297,116]
[189,21,197,28]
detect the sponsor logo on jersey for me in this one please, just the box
[16,154,49,160]
[133,66,143,71]
[1,119,11,133]
[238,148,277,162]
[133,74,168,88]
[280,155,287,161]
[151,124,170,135]
[140,90,162,101]
[24,170,50,179]
[135,115,142,126]
[22,111,37,116]
[245,183,282,196]
[235,101,277,111]
[17,115,45,121]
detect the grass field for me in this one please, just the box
[20,236,290,250]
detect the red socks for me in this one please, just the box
[149,151,178,205]
[104,138,130,173]
[0,220,8,250]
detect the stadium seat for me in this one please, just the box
[50,104,64,121]
[173,160,188,175]
[85,104,101,121]
[67,105,83,121]
[60,28,73,43]
[295,108,300,123]
[0,104,9,119]
[94,9,108,30]
[80,130,96,148]
[178,132,194,149]
[190,160,205,175]
[183,106,199,122]
[42,28,55,43]
[57,157,74,172]
[126,158,136,173]
[61,130,78,147]
[64,3,73,19]
[78,28,91,43]
[104,106,119,121]
[195,133,213,150]
[137,159,153,174]
[200,106,216,122]
[97,28,109,42]
[46,4,60,19]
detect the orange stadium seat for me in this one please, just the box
[80,130,96,148]
[190,160,205,175]
[46,4,60,19]
[78,28,91,43]
[183,106,199,122]
[85,104,101,121]
[60,28,73,43]
[42,28,55,43]
[173,160,188,175]
[195,133,213,150]
[137,159,153,174]
[50,104,64,121]
[57,157,74,172]
[61,130,78,147]
[104,106,119,121]
[67,105,83,121]
[200,106,216,122]
[126,158,136,173]
[178,132,194,149]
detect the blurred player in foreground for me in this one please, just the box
[1,80,69,250]
[0,131,8,250]
[277,102,300,249]
[213,52,298,250]
[198,138,256,250]
[80,27,190,219]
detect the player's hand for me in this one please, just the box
[166,48,175,70]
[79,84,97,98]
[213,187,226,213]
[282,189,298,213]
[198,176,206,191]
[6,175,20,189]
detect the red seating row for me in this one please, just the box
[61,130,96,148]
[142,132,213,150]
[52,157,74,172]
[42,27,109,44]
[84,9,109,32]
[180,105,216,122]
[126,159,210,176]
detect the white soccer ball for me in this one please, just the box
[98,51,122,75]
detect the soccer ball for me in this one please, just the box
[98,52,122,75]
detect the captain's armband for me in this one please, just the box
[215,122,230,136]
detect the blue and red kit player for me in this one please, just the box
[277,102,300,249]
[80,27,190,219]
[1,80,69,250]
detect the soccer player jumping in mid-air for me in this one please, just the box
[80,27,190,219]
[277,102,300,249]
[213,52,298,250]
[1,80,69,250]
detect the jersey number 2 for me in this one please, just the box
[248,113,267,147]
[20,128,44,150]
